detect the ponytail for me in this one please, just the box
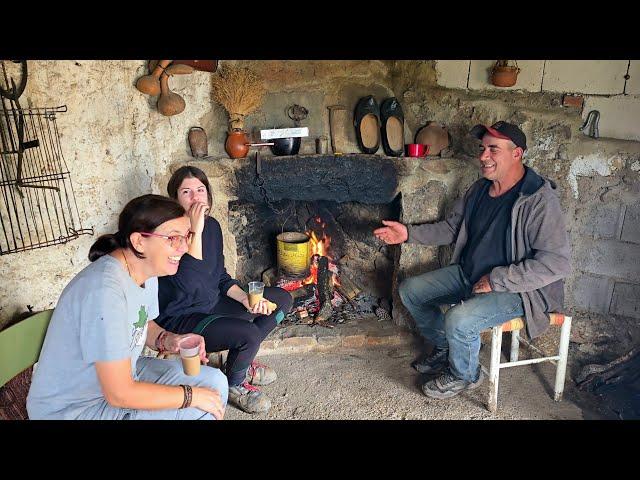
[88,233,124,262]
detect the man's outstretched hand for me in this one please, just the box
[373,220,408,245]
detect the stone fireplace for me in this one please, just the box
[168,153,479,328]
[229,155,400,301]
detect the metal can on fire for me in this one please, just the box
[276,232,311,277]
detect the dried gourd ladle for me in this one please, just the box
[135,59,172,96]
[157,71,185,116]
[164,63,194,75]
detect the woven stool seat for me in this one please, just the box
[485,312,572,413]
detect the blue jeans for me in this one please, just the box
[76,357,229,420]
[398,265,524,382]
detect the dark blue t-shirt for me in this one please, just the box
[156,216,240,333]
[460,177,524,285]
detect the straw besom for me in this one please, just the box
[211,64,266,131]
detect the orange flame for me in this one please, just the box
[308,230,331,258]
[301,227,335,285]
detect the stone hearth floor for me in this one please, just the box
[146,315,417,362]
[257,315,416,356]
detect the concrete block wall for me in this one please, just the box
[582,95,640,142]
[468,60,545,92]
[542,60,628,94]
[572,194,640,320]
[627,61,640,94]
[435,60,639,142]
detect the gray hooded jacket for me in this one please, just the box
[406,167,571,339]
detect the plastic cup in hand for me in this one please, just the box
[179,336,201,376]
[248,281,265,308]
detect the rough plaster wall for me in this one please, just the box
[0,60,220,327]
[2,60,639,357]
[0,60,394,329]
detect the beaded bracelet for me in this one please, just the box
[180,384,193,409]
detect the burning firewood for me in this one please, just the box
[290,284,315,301]
[335,286,357,311]
[314,256,334,324]
[337,274,361,300]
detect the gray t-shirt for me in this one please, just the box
[27,254,159,420]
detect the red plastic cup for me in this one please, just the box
[405,144,430,157]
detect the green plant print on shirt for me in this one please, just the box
[134,306,148,329]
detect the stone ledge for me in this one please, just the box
[144,317,417,359]
[256,317,415,356]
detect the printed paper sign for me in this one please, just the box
[260,127,309,139]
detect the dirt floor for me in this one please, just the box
[225,341,593,420]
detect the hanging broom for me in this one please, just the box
[211,64,266,131]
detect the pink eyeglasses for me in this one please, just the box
[139,231,193,249]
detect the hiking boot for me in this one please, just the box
[228,381,271,414]
[421,367,485,400]
[246,360,277,386]
[411,346,449,374]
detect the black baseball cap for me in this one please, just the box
[470,121,527,150]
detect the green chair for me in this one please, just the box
[0,310,53,419]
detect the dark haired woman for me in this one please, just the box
[157,166,292,414]
[27,194,228,420]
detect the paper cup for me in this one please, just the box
[179,336,201,376]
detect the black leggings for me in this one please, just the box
[201,287,292,386]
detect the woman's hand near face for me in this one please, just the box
[188,202,208,236]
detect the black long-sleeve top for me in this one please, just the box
[156,216,240,332]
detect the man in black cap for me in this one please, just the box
[373,121,571,400]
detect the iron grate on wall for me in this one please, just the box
[1,61,93,255]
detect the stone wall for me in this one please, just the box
[394,60,640,359]
[0,60,395,328]
[182,155,477,329]
[1,60,639,362]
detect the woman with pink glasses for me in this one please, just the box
[27,194,228,419]
[156,166,292,415]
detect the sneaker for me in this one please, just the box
[246,361,277,386]
[421,367,485,399]
[228,381,272,414]
[411,346,449,374]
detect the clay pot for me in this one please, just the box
[225,129,250,159]
[136,60,172,96]
[490,65,520,87]
[415,122,450,156]
[157,72,186,116]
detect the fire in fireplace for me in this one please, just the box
[228,154,402,326]
[273,216,349,324]
[232,199,399,326]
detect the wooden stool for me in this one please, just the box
[485,313,572,413]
